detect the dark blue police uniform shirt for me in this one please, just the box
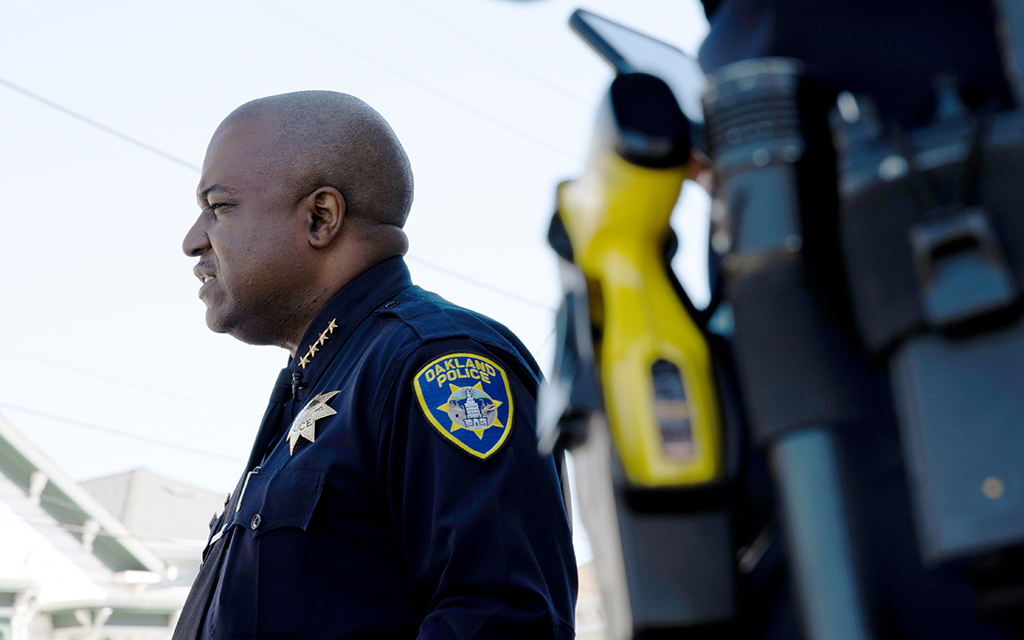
[197,257,577,639]
[699,0,1011,130]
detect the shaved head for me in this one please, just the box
[221,90,414,230]
[185,91,416,352]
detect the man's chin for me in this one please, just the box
[205,309,280,347]
[204,308,233,335]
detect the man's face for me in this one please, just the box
[183,116,308,345]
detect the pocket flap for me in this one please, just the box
[232,468,325,538]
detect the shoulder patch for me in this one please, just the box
[413,352,514,460]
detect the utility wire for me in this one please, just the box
[0,78,559,309]
[0,401,246,464]
[253,0,578,161]
[0,347,253,417]
[406,255,556,312]
[0,77,558,313]
[0,76,200,172]
[539,325,558,353]
[391,0,592,108]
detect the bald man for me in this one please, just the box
[176,91,577,639]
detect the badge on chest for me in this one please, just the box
[413,353,514,460]
[288,390,341,454]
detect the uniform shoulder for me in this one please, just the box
[376,285,505,343]
[374,285,542,384]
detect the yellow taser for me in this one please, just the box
[557,72,723,488]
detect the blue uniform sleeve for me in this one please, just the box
[374,339,577,639]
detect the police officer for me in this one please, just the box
[694,2,1021,638]
[174,91,577,639]
[698,0,1011,129]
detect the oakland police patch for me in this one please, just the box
[413,353,514,460]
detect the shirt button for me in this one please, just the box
[250,514,262,530]
[384,300,399,309]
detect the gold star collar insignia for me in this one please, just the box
[287,390,341,454]
[298,318,337,369]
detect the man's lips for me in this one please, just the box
[194,263,217,284]
[194,264,217,299]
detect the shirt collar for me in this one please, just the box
[288,256,412,391]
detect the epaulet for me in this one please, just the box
[376,286,541,387]
[374,288,470,343]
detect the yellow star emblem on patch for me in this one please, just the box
[287,390,340,454]
[436,382,505,440]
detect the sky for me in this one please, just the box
[0,0,711,504]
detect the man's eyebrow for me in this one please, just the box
[198,184,237,202]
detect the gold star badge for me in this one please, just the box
[287,390,341,454]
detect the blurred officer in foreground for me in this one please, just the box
[174,90,576,639]
[698,0,1012,128]
[695,1,1022,638]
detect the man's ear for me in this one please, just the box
[305,187,346,248]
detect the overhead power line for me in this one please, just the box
[253,0,578,161]
[0,77,558,310]
[392,0,592,108]
[0,401,246,464]
[406,255,556,312]
[0,76,200,172]
[0,347,253,418]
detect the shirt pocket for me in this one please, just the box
[216,468,327,640]
[249,468,325,536]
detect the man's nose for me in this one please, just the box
[183,214,211,257]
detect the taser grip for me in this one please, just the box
[558,141,723,488]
